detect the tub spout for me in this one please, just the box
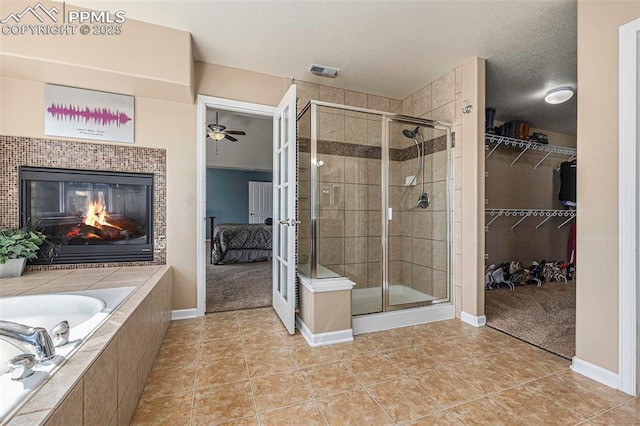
[0,321,56,361]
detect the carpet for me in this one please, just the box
[206,260,272,313]
[484,281,575,359]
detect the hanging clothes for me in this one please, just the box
[559,160,577,206]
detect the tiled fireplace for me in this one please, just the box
[20,166,154,264]
[0,136,166,269]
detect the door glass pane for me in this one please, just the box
[283,106,289,147]
[281,263,288,300]
[281,146,289,184]
[276,116,282,151]
[282,186,288,262]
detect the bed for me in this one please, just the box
[211,221,273,265]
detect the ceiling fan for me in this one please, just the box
[207,112,247,142]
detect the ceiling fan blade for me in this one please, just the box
[224,135,238,142]
[223,130,246,135]
[207,124,216,132]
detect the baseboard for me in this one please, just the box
[461,311,487,327]
[572,356,620,390]
[296,317,353,347]
[171,308,198,320]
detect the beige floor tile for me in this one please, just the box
[252,370,313,412]
[204,311,238,323]
[300,362,361,398]
[587,397,640,425]
[414,368,486,407]
[168,318,204,333]
[141,363,196,400]
[291,345,338,368]
[152,342,199,369]
[405,410,464,425]
[258,401,326,426]
[217,416,258,425]
[487,350,554,383]
[162,326,201,347]
[199,336,244,361]
[343,353,403,385]
[330,336,377,359]
[280,331,310,349]
[201,321,241,341]
[384,346,439,375]
[448,398,529,425]
[511,345,570,372]
[447,359,516,394]
[191,381,255,425]
[368,377,443,423]
[418,340,460,366]
[526,372,632,418]
[131,316,633,426]
[243,331,286,353]
[196,355,249,389]
[360,330,408,352]
[491,385,586,425]
[245,348,296,377]
[316,388,393,425]
[130,392,192,425]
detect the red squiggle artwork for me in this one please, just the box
[47,103,132,127]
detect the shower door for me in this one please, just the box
[384,119,451,310]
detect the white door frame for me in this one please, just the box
[618,17,640,396]
[196,95,276,317]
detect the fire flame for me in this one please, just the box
[84,198,121,230]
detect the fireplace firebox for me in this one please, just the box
[19,166,154,264]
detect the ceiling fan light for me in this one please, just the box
[545,86,574,104]
[208,131,225,141]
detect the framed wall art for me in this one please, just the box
[44,84,134,143]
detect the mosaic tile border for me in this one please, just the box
[298,133,454,161]
[0,136,166,270]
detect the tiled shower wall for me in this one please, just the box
[398,67,463,305]
[295,69,462,313]
[0,136,167,269]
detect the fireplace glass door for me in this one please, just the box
[20,167,154,264]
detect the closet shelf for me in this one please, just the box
[485,209,576,231]
[485,133,577,168]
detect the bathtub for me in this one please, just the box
[0,286,135,422]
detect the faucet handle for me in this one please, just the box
[49,321,70,347]
[8,353,36,380]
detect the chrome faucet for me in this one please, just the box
[0,321,56,361]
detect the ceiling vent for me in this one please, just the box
[309,64,340,78]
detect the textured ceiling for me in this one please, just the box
[69,0,577,135]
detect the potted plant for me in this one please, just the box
[0,224,52,278]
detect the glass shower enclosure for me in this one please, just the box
[297,100,452,316]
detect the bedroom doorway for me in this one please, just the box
[201,107,275,313]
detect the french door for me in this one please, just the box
[272,85,297,334]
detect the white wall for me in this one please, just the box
[206,110,273,171]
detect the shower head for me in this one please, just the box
[402,127,420,139]
[416,192,430,209]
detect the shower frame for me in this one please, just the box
[298,100,454,313]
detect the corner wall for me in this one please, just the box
[575,0,640,375]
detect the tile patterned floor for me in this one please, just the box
[131,308,639,425]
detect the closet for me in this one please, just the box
[484,131,576,267]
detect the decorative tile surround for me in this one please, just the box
[299,135,452,160]
[0,136,167,269]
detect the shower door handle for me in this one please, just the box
[279,219,300,226]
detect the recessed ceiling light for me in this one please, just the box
[545,86,574,104]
